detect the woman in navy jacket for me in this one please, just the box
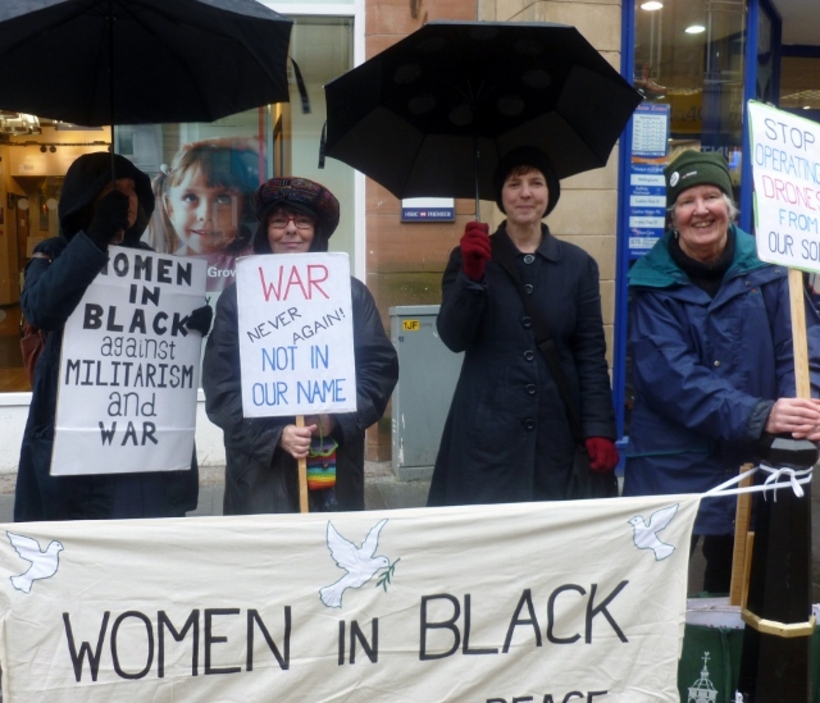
[624,150,820,591]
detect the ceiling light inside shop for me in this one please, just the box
[685,25,706,34]
[640,2,664,10]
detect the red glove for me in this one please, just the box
[460,221,491,281]
[585,437,619,473]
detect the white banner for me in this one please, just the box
[51,247,207,475]
[0,495,700,702]
[748,100,820,272]
[236,252,357,417]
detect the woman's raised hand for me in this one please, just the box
[460,221,491,280]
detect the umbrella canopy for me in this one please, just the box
[324,21,642,204]
[0,0,292,126]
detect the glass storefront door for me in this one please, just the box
[616,0,750,437]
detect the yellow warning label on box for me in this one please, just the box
[402,319,420,331]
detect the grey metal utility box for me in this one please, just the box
[389,305,463,481]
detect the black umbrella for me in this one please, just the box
[324,21,642,217]
[0,0,293,127]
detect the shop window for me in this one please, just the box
[623,0,747,434]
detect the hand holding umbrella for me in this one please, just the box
[460,221,491,280]
[86,190,132,250]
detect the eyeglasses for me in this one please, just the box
[268,215,315,230]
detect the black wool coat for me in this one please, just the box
[428,225,616,506]
[202,278,398,514]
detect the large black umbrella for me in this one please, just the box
[324,21,642,215]
[0,0,293,126]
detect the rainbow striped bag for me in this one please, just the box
[307,438,338,491]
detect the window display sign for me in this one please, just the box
[628,103,670,257]
[748,101,820,272]
[401,197,455,222]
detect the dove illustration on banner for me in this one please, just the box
[628,504,680,561]
[320,518,390,608]
[7,531,64,594]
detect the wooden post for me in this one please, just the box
[296,415,309,513]
[789,269,812,398]
[729,466,754,607]
[736,270,815,701]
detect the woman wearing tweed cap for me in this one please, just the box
[202,176,398,513]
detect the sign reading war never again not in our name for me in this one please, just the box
[748,100,820,273]
[51,247,207,476]
[0,495,700,702]
[236,252,357,417]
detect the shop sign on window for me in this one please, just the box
[628,102,670,257]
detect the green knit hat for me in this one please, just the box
[664,150,732,208]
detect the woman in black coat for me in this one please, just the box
[202,177,398,513]
[428,147,619,506]
[15,152,206,521]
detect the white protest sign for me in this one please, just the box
[0,494,700,702]
[51,247,207,476]
[236,252,356,417]
[748,100,820,272]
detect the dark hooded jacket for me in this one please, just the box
[428,224,616,506]
[15,153,199,521]
[201,215,398,514]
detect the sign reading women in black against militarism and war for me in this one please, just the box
[235,252,357,418]
[51,247,207,476]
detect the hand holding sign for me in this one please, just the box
[236,252,356,511]
[280,421,314,458]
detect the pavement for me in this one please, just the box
[0,461,432,523]
[187,461,431,517]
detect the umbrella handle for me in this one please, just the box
[107,0,116,179]
[473,136,481,222]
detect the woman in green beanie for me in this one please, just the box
[624,149,820,593]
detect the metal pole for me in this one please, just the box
[473,134,481,221]
[108,0,116,178]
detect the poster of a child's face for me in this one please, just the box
[165,164,245,255]
[149,138,260,293]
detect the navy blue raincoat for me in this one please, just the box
[624,226,820,534]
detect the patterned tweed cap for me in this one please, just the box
[254,177,340,237]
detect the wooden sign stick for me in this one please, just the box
[788,269,811,399]
[296,415,309,513]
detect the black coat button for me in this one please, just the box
[526,384,536,395]
[523,283,533,294]
[523,254,535,264]
[523,418,535,430]
[522,316,532,328]
[524,350,535,361]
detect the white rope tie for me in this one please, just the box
[703,463,813,500]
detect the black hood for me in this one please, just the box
[59,152,154,244]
